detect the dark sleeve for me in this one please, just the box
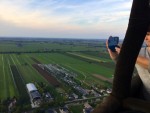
[130,74,142,97]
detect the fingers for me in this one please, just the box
[115,47,120,54]
[106,39,121,54]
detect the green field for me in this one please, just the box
[0,39,105,52]
[0,39,115,112]
[0,52,114,100]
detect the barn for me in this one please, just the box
[26,83,41,108]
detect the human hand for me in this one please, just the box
[106,40,119,61]
[115,47,121,54]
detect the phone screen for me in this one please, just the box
[108,36,119,52]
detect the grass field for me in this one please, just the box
[0,54,51,101]
[0,54,17,99]
[0,40,104,52]
[68,51,112,62]
[69,105,84,113]
[0,39,115,112]
[0,52,114,101]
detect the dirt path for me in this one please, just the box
[93,74,113,83]
[67,52,106,62]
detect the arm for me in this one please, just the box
[136,56,150,69]
[107,43,149,69]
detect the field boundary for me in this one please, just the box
[67,52,106,63]
[92,74,113,84]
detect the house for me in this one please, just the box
[83,103,93,113]
[59,107,69,113]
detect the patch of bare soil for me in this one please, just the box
[32,64,61,87]
[93,74,113,83]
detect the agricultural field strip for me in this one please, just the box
[78,52,112,62]
[33,54,86,86]
[5,55,11,97]
[7,58,18,94]
[42,53,107,82]
[18,54,37,82]
[39,54,85,82]
[62,53,112,76]
[38,53,86,80]
[30,53,55,64]
[25,54,36,64]
[25,54,51,84]
[60,53,112,83]
[67,52,106,62]
[24,54,41,81]
[35,54,67,84]
[32,53,113,87]
[31,55,87,84]
[63,64,86,82]
[13,54,21,65]
[10,55,25,84]
[36,55,65,83]
[0,55,4,98]
[2,55,7,98]
[39,54,55,64]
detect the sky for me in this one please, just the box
[0,0,133,39]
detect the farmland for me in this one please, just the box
[0,38,115,112]
[0,38,106,53]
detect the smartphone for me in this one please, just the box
[108,36,119,52]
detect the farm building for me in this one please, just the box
[26,83,41,108]
[83,102,93,113]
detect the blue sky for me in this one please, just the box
[0,0,132,39]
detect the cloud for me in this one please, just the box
[0,0,132,38]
